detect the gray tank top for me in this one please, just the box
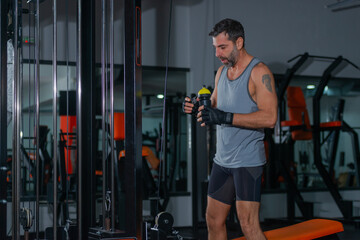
[213,57,266,168]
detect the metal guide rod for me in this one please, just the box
[124,0,142,236]
[26,0,31,217]
[110,0,115,231]
[12,0,21,238]
[0,0,8,238]
[35,0,40,238]
[53,0,58,238]
[101,0,106,229]
[77,0,83,238]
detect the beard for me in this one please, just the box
[220,46,239,68]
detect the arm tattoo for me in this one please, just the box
[262,74,272,93]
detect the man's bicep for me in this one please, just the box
[261,73,274,94]
[255,69,278,112]
[255,64,275,94]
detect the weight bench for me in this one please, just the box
[232,219,344,240]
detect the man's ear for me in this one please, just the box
[236,37,244,50]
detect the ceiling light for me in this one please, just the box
[307,85,315,89]
[156,94,164,99]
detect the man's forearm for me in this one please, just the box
[232,110,277,129]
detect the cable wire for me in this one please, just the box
[156,0,173,214]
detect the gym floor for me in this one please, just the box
[336,224,360,240]
[174,221,360,240]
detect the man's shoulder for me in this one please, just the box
[215,65,226,82]
[217,65,225,73]
[251,61,272,79]
[253,61,269,72]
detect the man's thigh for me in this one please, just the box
[206,196,232,221]
[236,200,261,221]
[208,163,235,205]
[232,166,263,202]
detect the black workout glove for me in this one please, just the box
[200,106,233,125]
[182,96,199,116]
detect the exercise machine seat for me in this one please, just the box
[281,86,312,141]
[232,219,343,240]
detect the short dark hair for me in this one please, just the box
[209,18,245,45]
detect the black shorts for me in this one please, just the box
[208,163,263,205]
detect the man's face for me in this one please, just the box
[212,32,239,68]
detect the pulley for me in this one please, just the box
[151,212,182,240]
[154,212,173,233]
[20,208,33,231]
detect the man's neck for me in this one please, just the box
[229,49,252,72]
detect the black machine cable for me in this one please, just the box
[156,0,173,214]
[65,0,71,227]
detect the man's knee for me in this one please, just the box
[239,216,266,240]
[238,212,258,234]
[206,211,225,231]
[239,219,253,234]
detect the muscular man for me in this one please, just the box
[183,18,277,240]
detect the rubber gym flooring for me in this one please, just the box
[174,221,360,240]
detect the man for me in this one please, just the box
[183,18,277,240]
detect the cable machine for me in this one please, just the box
[3,0,143,239]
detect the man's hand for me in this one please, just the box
[197,106,233,126]
[182,96,199,116]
